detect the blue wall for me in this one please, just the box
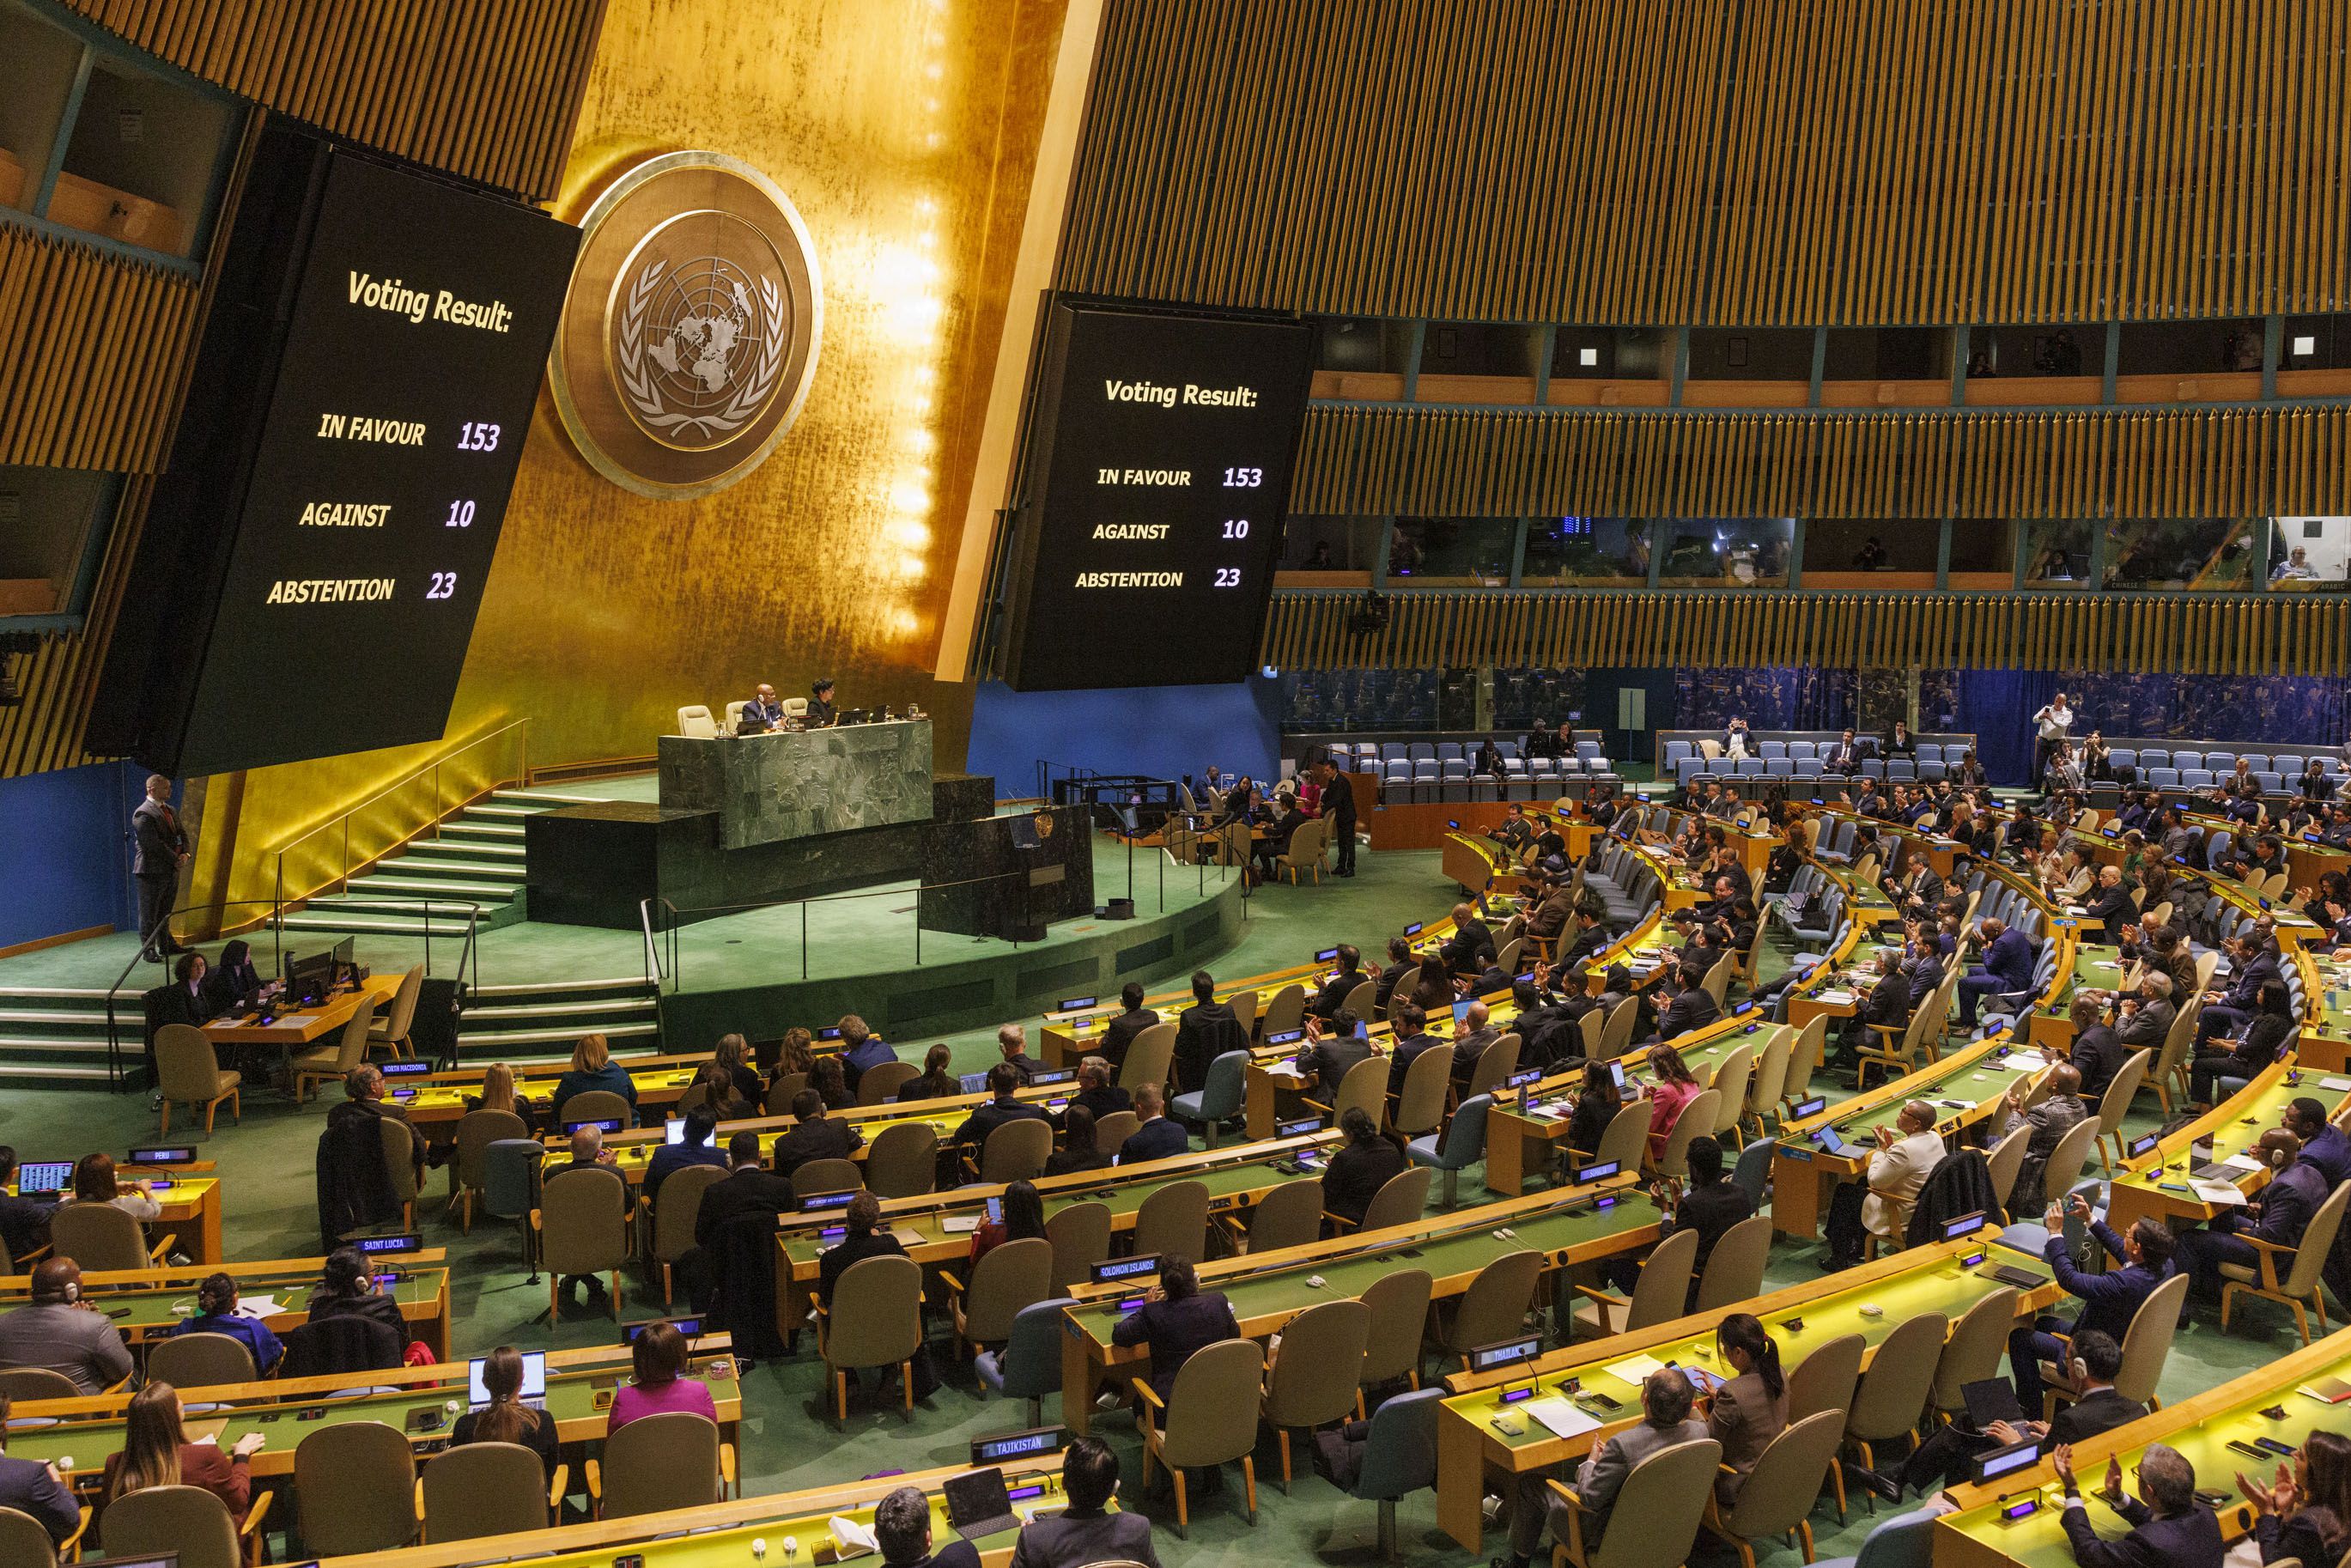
[963,678,1283,799]
[0,762,143,949]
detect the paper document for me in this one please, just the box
[236,1296,283,1316]
[2221,1154,2264,1174]
[2324,1078,2351,1092]
[1604,1353,1664,1383]
[2005,1054,2049,1071]
[2190,1179,2250,1206]
[1522,1396,1604,1441]
[1815,989,1856,1006]
[829,1516,879,1558]
[939,1216,981,1234]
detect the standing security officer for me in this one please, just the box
[132,775,189,962]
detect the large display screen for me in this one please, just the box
[997,302,1312,690]
[96,138,579,775]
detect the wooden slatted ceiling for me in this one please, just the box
[1291,404,2351,520]
[1261,589,2351,678]
[1058,0,2351,325]
[56,0,609,201]
[0,228,199,473]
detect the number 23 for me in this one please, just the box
[426,572,458,599]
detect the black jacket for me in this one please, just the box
[817,1228,908,1307]
[2070,1024,2129,1098]
[772,1116,863,1176]
[2049,1388,2148,1445]
[1299,1035,1375,1096]
[1388,1031,1444,1095]
[1323,771,1357,825]
[954,1097,1052,1151]
[693,1165,796,1248]
[1904,1148,2003,1244]
[1656,988,1721,1041]
[1099,1009,1159,1067]
[1110,1290,1241,1406]
[314,1098,410,1249]
[1173,1002,1249,1095]
[2058,1493,2223,1568]
[1666,1178,1753,1275]
[1323,1136,1407,1225]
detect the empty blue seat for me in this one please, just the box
[2257,771,2282,793]
[2109,748,2136,769]
[1381,742,1408,763]
[1412,760,1439,782]
[1436,742,1463,762]
[1859,758,1884,777]
[1441,759,1468,780]
[1915,743,1941,764]
[1920,762,1946,781]
[1795,758,1823,777]
[1678,757,1704,782]
[2182,768,2215,787]
[2204,751,2235,772]
[1575,740,1602,762]
[1766,758,1794,775]
[1734,757,1765,775]
[2147,767,2179,787]
[1759,740,1787,759]
[1495,739,1521,759]
[1887,760,1916,781]
[1408,742,1436,763]
[2275,754,2304,775]
[1662,740,1692,769]
[1788,741,1817,759]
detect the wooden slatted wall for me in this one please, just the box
[0,228,200,472]
[1291,404,2351,520]
[57,0,610,200]
[1261,590,2351,678]
[1060,0,2351,325]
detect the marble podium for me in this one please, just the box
[657,720,933,850]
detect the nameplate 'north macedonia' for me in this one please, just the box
[550,150,822,499]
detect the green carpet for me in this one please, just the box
[7,844,2297,1568]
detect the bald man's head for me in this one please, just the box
[29,1257,80,1303]
[1898,1101,1936,1133]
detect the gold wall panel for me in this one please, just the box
[188,0,1073,908]
[0,227,198,472]
[1291,404,2351,521]
[1059,0,2351,325]
[1262,589,2351,679]
[57,0,609,200]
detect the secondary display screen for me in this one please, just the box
[112,140,578,775]
[997,302,1312,690]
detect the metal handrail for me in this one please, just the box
[269,716,531,913]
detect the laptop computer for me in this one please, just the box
[16,1161,71,1196]
[467,1350,546,1410]
[1961,1377,2028,1430]
[1810,1125,1865,1158]
[943,1466,1023,1540]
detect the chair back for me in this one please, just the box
[791,1158,863,1200]
[556,1088,630,1127]
[1339,979,1376,1021]
[332,994,380,1073]
[865,1121,939,1197]
[1588,1438,1723,1568]
[380,1115,420,1206]
[1594,1097,1650,1170]
[1133,1179,1211,1262]
[0,1366,78,1401]
[482,1138,543,1222]
[1694,1214,1771,1312]
[2277,1182,2351,1298]
[1264,1298,1370,1427]
[2151,1003,2200,1096]
[379,965,424,1042]
[1189,1049,1249,1121]
[1360,1267,1434,1386]
[1931,1286,2020,1411]
[1394,1045,1452,1138]
[1983,1123,2030,1212]
[1464,1037,1522,1101]
[1707,1044,1753,1139]
[1746,1027,1792,1126]
[1444,1249,1543,1352]
[1259,983,1307,1040]
[1787,1332,1866,1422]
[295,1419,420,1553]
[1698,956,1734,1010]
[858,1061,920,1105]
[1655,1089,1720,1178]
[48,1201,148,1271]
[422,1438,551,1541]
[1117,1023,1176,1092]
[1350,1386,1444,1501]
[598,1411,725,1516]
[653,1163,729,1262]
[1720,1410,1847,1541]
[1384,968,1421,1025]
[1361,1166,1434,1232]
[539,1165,628,1277]
[1845,1310,1947,1441]
[1046,1200,1113,1293]
[2115,1273,2191,1406]
[1158,1338,1266,1469]
[146,1330,258,1389]
[1245,1176,1325,1253]
[960,1236,1054,1343]
[1577,1010,1606,1060]
[1783,1014,1826,1103]
[980,1118,1053,1182]
[102,1483,242,1568]
[2095,1050,2151,1139]
[1333,1056,1387,1125]
[1428,1095,1492,1172]
[764,1073,808,1115]
[989,1297,1076,1401]
[2042,1117,2101,1203]
[455,1109,530,1194]
[155,1023,227,1100]
[677,705,718,738]
[825,1255,925,1373]
[1092,1110,1141,1150]
[1621,1225,1698,1331]
[0,1507,59,1568]
[1597,996,1641,1060]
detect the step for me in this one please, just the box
[493,788,613,806]
[346,874,521,899]
[0,1034,117,1055]
[307,896,499,918]
[465,804,540,819]
[462,996,658,1022]
[0,1009,107,1027]
[382,855,526,880]
[440,821,526,840]
[0,987,115,1000]
[456,1021,660,1048]
[471,975,650,998]
[0,1061,118,1083]
[421,837,528,859]
[279,912,446,936]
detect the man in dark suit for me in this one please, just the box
[1108,1255,1239,1414]
[875,1482,981,1568]
[2008,1192,2175,1412]
[1523,875,1575,946]
[739,684,785,732]
[1441,903,1497,976]
[836,1015,896,1091]
[1449,999,1504,1082]
[1558,910,1611,969]
[994,1023,1042,1084]
[1321,1106,1406,1228]
[1007,1435,1161,1568]
[1831,957,1913,1076]
[773,1091,865,1178]
[131,773,189,961]
[2113,974,2177,1068]
[2174,1127,2330,1314]
[2053,1439,2223,1568]
[0,1392,78,1545]
[1650,961,1721,1043]
[1308,947,1367,1020]
[1097,983,1159,1068]
[1171,971,1248,1095]
[1824,729,1864,775]
[1065,1057,1132,1127]
[1386,1003,1443,1095]
[952,1064,1052,1153]
[2196,933,2281,1043]
[2081,866,2138,936]
[1116,1084,1188,1164]
[1905,1329,2149,1496]
[1319,759,1358,877]
[693,1132,796,1248]
[1296,1011,1373,1096]
[2067,995,2129,1098]
[1608,1135,1750,1301]
[816,1192,908,1306]
[1252,791,1310,882]
[1958,916,2037,1029]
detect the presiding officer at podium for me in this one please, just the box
[739,684,784,732]
[807,678,838,727]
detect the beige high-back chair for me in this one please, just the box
[676,705,719,738]
[378,1115,421,1232]
[1787,1332,1866,1424]
[1234,1177,1323,1254]
[451,1108,529,1231]
[978,1120,1053,1182]
[1392,1046,1451,1139]
[1591,1098,1649,1171]
[1570,1225,1697,1340]
[534,1164,628,1322]
[2220,1182,2351,1344]
[1259,984,1308,1039]
[945,1236,1052,1359]
[1746,1026,1792,1135]
[587,1410,732,1515]
[1118,1023,1176,1092]
[646,1161,727,1304]
[0,1503,79,1568]
[865,1121,939,1197]
[145,1330,258,1389]
[1652,1089,1721,1178]
[1930,1286,2021,1418]
[1703,1410,1847,1568]
[1358,1268,1433,1401]
[155,1023,240,1135]
[101,1483,262,1568]
[817,1254,924,1425]
[1133,1180,1211,1261]
[422,1438,565,1541]
[1842,1312,1947,1514]
[1780,1014,1828,1115]
[1438,1249,1543,1371]
[1356,1167,1433,1233]
[292,994,377,1103]
[553,1088,630,1127]
[858,1061,920,1105]
[1045,1200,1112,1293]
[49,1200,161,1271]
[1261,1298,1370,1492]
[368,965,425,1059]
[791,1159,863,1201]
[295,1419,419,1553]
[1546,1437,1722,1568]
[1137,1338,1265,1536]
[1329,1056,1387,1126]
[1705,1044,1753,1147]
[1695,1214,1771,1312]
[2094,1049,2153,1170]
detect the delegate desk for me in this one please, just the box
[2102,1055,2351,1237]
[1435,1231,2066,1550]
[2303,946,2351,1073]
[397,1052,720,1128]
[773,1132,1340,1329]
[1935,1324,2351,1568]
[203,971,402,1059]
[0,1250,453,1362]
[9,1341,737,1488]
[1057,1176,1663,1437]
[9,1162,224,1266]
[1769,1036,2058,1239]
[659,718,934,851]
[310,1450,1073,1568]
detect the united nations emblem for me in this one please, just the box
[550,151,822,498]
